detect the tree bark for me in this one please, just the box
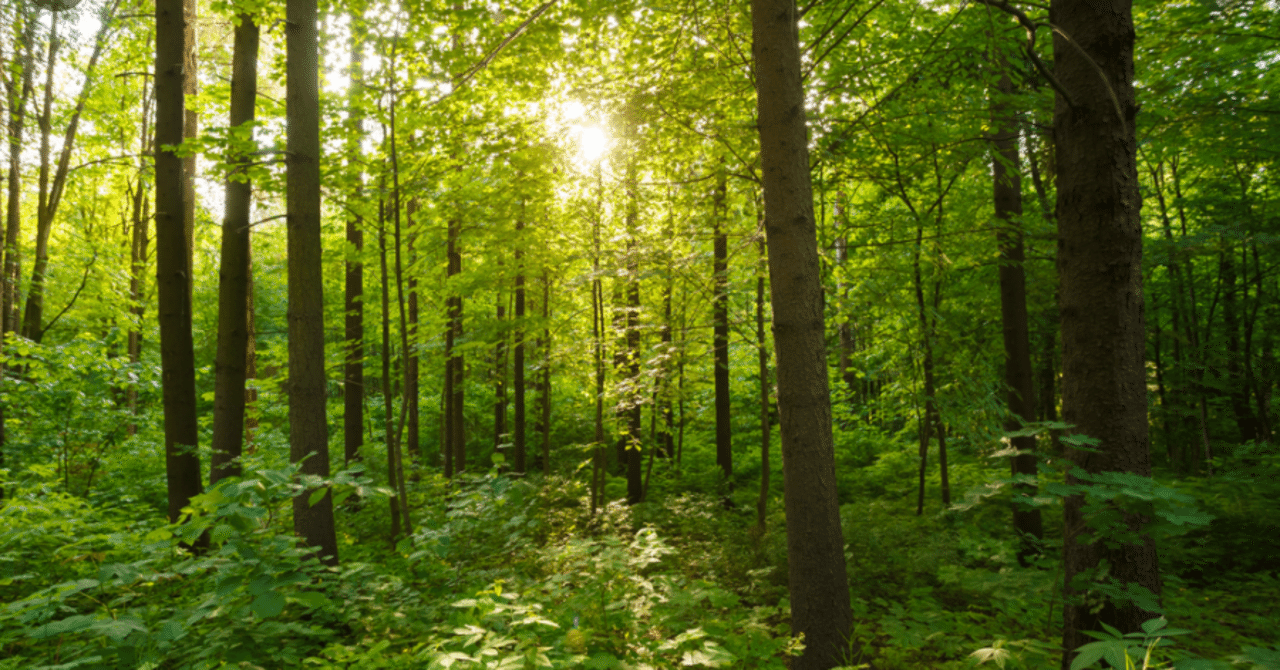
[991,73,1043,563]
[1052,0,1160,660]
[446,215,465,474]
[514,218,527,473]
[755,233,771,533]
[286,0,337,565]
[713,164,731,480]
[750,0,853,666]
[3,4,37,338]
[20,11,58,342]
[210,11,259,484]
[343,22,365,469]
[156,0,204,527]
[378,186,400,537]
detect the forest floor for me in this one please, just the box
[1,439,1278,669]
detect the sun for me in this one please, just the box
[578,126,609,165]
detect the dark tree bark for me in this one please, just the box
[514,218,527,473]
[343,23,365,469]
[591,168,606,513]
[755,233,771,533]
[1052,0,1160,660]
[389,93,412,532]
[210,11,259,484]
[3,4,37,338]
[493,262,506,453]
[622,135,642,505]
[539,272,552,473]
[713,165,731,480]
[750,0,853,666]
[19,11,58,342]
[378,186,401,538]
[406,202,419,459]
[991,73,1043,564]
[156,0,203,526]
[446,215,465,474]
[286,0,337,565]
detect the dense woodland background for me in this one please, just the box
[0,0,1278,667]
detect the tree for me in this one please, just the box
[155,0,203,526]
[210,8,259,484]
[1051,0,1161,661]
[750,0,853,667]
[712,160,731,481]
[343,16,365,469]
[990,71,1043,566]
[286,0,337,565]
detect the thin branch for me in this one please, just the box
[451,0,558,91]
[38,251,98,340]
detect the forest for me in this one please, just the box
[0,0,1277,667]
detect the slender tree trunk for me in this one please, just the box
[343,24,365,469]
[286,0,337,565]
[389,94,412,532]
[3,5,37,338]
[755,233,771,533]
[514,217,526,473]
[591,171,605,513]
[378,187,400,536]
[156,0,203,527]
[540,272,552,473]
[713,163,731,480]
[623,131,642,505]
[493,263,507,452]
[1052,0,1160,659]
[406,200,419,459]
[751,0,853,665]
[210,11,259,484]
[447,215,465,473]
[20,11,58,342]
[992,73,1043,563]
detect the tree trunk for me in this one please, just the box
[389,96,412,532]
[406,201,419,460]
[3,5,37,338]
[713,164,732,480]
[540,272,552,473]
[750,0,853,665]
[210,11,259,484]
[514,218,527,473]
[20,11,58,342]
[447,216,465,473]
[755,233,771,533]
[1052,0,1160,659]
[992,73,1043,563]
[156,0,203,527]
[343,23,365,469]
[493,264,507,452]
[286,0,337,565]
[378,186,400,538]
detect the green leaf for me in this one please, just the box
[251,591,285,618]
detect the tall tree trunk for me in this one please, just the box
[992,72,1043,563]
[210,11,259,484]
[713,163,731,480]
[1220,240,1259,442]
[3,4,37,338]
[389,94,412,532]
[343,23,365,469]
[514,218,527,473]
[591,169,605,513]
[20,11,58,342]
[406,200,419,460]
[156,0,203,527]
[539,272,552,473]
[447,215,465,473]
[378,185,400,538]
[755,233,771,533]
[286,0,337,565]
[622,127,642,505]
[750,0,853,665]
[1052,0,1160,659]
[493,262,507,453]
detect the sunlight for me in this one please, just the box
[578,126,609,165]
